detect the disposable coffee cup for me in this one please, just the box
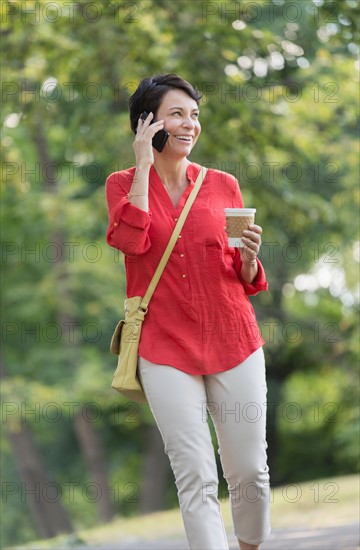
[224,208,256,248]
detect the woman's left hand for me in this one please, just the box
[240,224,262,264]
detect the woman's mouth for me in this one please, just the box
[174,135,193,143]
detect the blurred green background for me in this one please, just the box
[1,0,359,546]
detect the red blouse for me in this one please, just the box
[106,162,268,375]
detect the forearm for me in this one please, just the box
[240,260,258,284]
[127,162,151,212]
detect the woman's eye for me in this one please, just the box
[171,111,199,118]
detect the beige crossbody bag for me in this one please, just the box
[110,166,208,403]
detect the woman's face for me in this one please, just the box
[154,89,201,157]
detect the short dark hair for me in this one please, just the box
[129,73,202,133]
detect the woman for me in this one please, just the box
[106,73,271,550]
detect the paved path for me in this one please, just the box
[79,523,359,550]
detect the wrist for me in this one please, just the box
[242,259,257,266]
[240,259,258,284]
[136,160,152,170]
[127,191,148,199]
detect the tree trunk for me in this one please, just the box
[7,423,74,538]
[31,117,116,522]
[139,423,171,514]
[1,359,74,539]
[74,411,115,522]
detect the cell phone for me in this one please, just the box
[140,111,169,153]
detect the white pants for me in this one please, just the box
[138,347,271,549]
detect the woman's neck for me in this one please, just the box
[153,157,191,190]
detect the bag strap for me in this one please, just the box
[139,166,208,311]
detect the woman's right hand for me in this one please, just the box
[133,112,165,166]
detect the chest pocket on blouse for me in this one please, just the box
[188,207,227,263]
[188,207,238,279]
[190,206,224,240]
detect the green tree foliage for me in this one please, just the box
[1,0,359,545]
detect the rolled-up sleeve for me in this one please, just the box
[233,253,269,295]
[105,172,152,256]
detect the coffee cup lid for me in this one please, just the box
[224,208,256,215]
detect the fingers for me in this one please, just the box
[136,112,164,135]
[242,240,260,255]
[242,224,262,260]
[241,238,259,262]
[133,112,165,166]
[248,223,262,235]
[137,111,154,131]
[243,226,262,245]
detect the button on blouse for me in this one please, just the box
[106,162,269,375]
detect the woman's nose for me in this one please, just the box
[182,117,195,128]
